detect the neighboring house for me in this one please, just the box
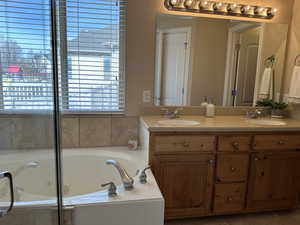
[67,28,121,111]
[1,28,122,111]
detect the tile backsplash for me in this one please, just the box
[0,116,138,150]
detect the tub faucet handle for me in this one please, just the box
[139,166,151,184]
[101,182,117,197]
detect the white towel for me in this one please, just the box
[288,66,300,103]
[259,67,273,99]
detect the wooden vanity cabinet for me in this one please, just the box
[247,152,300,210]
[148,132,300,220]
[152,154,214,219]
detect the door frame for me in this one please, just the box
[155,27,192,106]
[223,23,262,106]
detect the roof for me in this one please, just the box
[8,66,22,73]
[68,28,119,55]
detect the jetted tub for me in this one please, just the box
[0,147,164,225]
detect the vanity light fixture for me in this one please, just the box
[165,0,277,19]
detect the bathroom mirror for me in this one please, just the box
[154,14,288,107]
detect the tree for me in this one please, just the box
[0,38,22,73]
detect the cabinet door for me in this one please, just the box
[247,152,300,210]
[154,154,214,219]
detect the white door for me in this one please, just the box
[235,27,260,106]
[160,28,190,106]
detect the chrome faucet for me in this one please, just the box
[246,109,267,119]
[106,160,134,190]
[161,108,183,119]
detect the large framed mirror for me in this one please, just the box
[154,14,288,107]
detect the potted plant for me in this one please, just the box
[270,102,288,118]
[256,99,288,118]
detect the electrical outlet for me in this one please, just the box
[143,90,151,103]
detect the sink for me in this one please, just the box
[247,119,287,126]
[157,120,200,126]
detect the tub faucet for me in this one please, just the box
[106,160,134,190]
[13,161,40,177]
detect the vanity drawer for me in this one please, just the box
[216,154,249,182]
[214,183,246,213]
[218,135,252,152]
[253,135,300,151]
[152,135,216,153]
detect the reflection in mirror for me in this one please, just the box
[154,14,288,107]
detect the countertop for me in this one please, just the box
[140,115,300,132]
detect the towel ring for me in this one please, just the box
[264,55,275,68]
[295,54,300,66]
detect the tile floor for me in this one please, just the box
[165,209,300,225]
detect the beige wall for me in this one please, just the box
[282,0,300,96]
[126,0,294,116]
[0,0,295,150]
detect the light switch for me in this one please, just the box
[143,90,151,103]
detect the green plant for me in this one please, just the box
[256,99,273,108]
[256,99,288,110]
[272,102,288,110]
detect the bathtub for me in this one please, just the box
[0,147,164,225]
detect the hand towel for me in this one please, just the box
[259,67,273,99]
[288,66,300,103]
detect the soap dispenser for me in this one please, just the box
[206,98,215,117]
[200,96,208,107]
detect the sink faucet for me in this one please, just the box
[106,160,134,190]
[161,108,183,119]
[246,109,267,119]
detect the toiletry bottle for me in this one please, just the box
[128,129,138,150]
[201,96,208,107]
[206,98,215,117]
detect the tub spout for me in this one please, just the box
[13,161,40,177]
[106,160,134,190]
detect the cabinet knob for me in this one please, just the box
[278,140,285,145]
[208,159,214,164]
[227,197,233,202]
[232,142,239,150]
[231,167,236,172]
[182,141,190,147]
[254,157,259,161]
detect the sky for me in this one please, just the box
[0,0,120,55]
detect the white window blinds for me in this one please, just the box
[0,0,54,111]
[60,0,126,113]
[0,0,126,113]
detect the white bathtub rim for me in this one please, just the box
[0,147,163,210]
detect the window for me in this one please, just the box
[0,0,126,113]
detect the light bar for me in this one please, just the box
[165,0,277,19]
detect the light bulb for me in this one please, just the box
[170,0,179,6]
[185,0,194,8]
[268,8,278,16]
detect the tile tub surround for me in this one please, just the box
[141,115,300,132]
[0,115,139,150]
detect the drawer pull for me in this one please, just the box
[231,167,236,172]
[227,197,233,202]
[232,142,239,150]
[182,141,190,147]
[278,140,285,145]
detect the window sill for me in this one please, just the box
[0,111,125,118]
